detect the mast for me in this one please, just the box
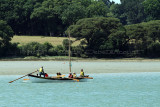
[68,31,71,73]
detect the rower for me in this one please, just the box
[57,72,61,76]
[57,72,62,78]
[73,72,77,78]
[80,69,84,77]
[68,73,73,78]
[39,66,45,77]
[45,73,48,77]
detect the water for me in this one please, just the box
[1,61,160,106]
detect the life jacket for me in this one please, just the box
[80,71,84,76]
[73,74,76,77]
[39,68,43,72]
[69,74,73,78]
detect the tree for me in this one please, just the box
[43,42,53,55]
[20,42,45,57]
[67,17,125,57]
[125,20,160,57]
[0,20,14,56]
[101,0,115,7]
[0,0,40,35]
[62,39,73,50]
[31,0,58,36]
[61,3,86,25]
[111,0,145,25]
[143,0,160,21]
[125,24,148,56]
[143,20,160,42]
[86,1,109,17]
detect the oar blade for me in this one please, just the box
[73,79,79,82]
[56,75,65,78]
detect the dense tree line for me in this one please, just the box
[67,17,160,58]
[0,0,113,36]
[1,0,160,58]
[1,0,160,36]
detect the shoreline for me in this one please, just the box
[1,58,160,75]
[1,56,160,62]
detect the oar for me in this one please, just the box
[56,75,65,78]
[73,78,80,82]
[9,70,38,83]
[84,77,93,79]
[23,79,30,80]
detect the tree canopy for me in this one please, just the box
[67,17,129,57]
[1,0,160,58]
[0,20,14,56]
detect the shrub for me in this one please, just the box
[20,42,45,57]
[55,45,66,56]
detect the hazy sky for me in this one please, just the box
[112,0,120,3]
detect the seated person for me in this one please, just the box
[68,73,73,78]
[57,72,61,76]
[80,69,84,77]
[45,73,48,77]
[57,72,62,78]
[73,72,77,78]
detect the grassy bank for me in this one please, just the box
[0,56,84,61]
[11,35,80,46]
[1,56,160,61]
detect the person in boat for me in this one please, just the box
[68,73,73,78]
[56,72,62,78]
[57,72,61,76]
[39,66,45,77]
[45,73,48,77]
[73,72,77,78]
[80,69,84,77]
[58,72,61,75]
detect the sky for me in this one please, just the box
[112,0,120,4]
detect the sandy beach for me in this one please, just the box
[0,60,160,75]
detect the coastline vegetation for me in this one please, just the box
[1,0,160,59]
[11,36,81,46]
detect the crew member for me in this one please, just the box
[73,72,77,78]
[68,73,73,78]
[39,66,45,77]
[45,73,48,77]
[57,72,62,78]
[80,69,84,77]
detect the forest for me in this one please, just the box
[0,0,160,58]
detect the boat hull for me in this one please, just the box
[28,75,74,83]
[29,76,74,83]
[28,74,91,83]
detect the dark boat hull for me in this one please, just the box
[28,74,90,83]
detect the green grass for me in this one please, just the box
[0,56,85,61]
[11,35,81,46]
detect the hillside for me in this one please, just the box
[11,36,80,46]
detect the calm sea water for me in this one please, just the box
[1,61,160,107]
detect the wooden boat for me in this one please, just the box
[28,74,93,83]
[28,32,93,83]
